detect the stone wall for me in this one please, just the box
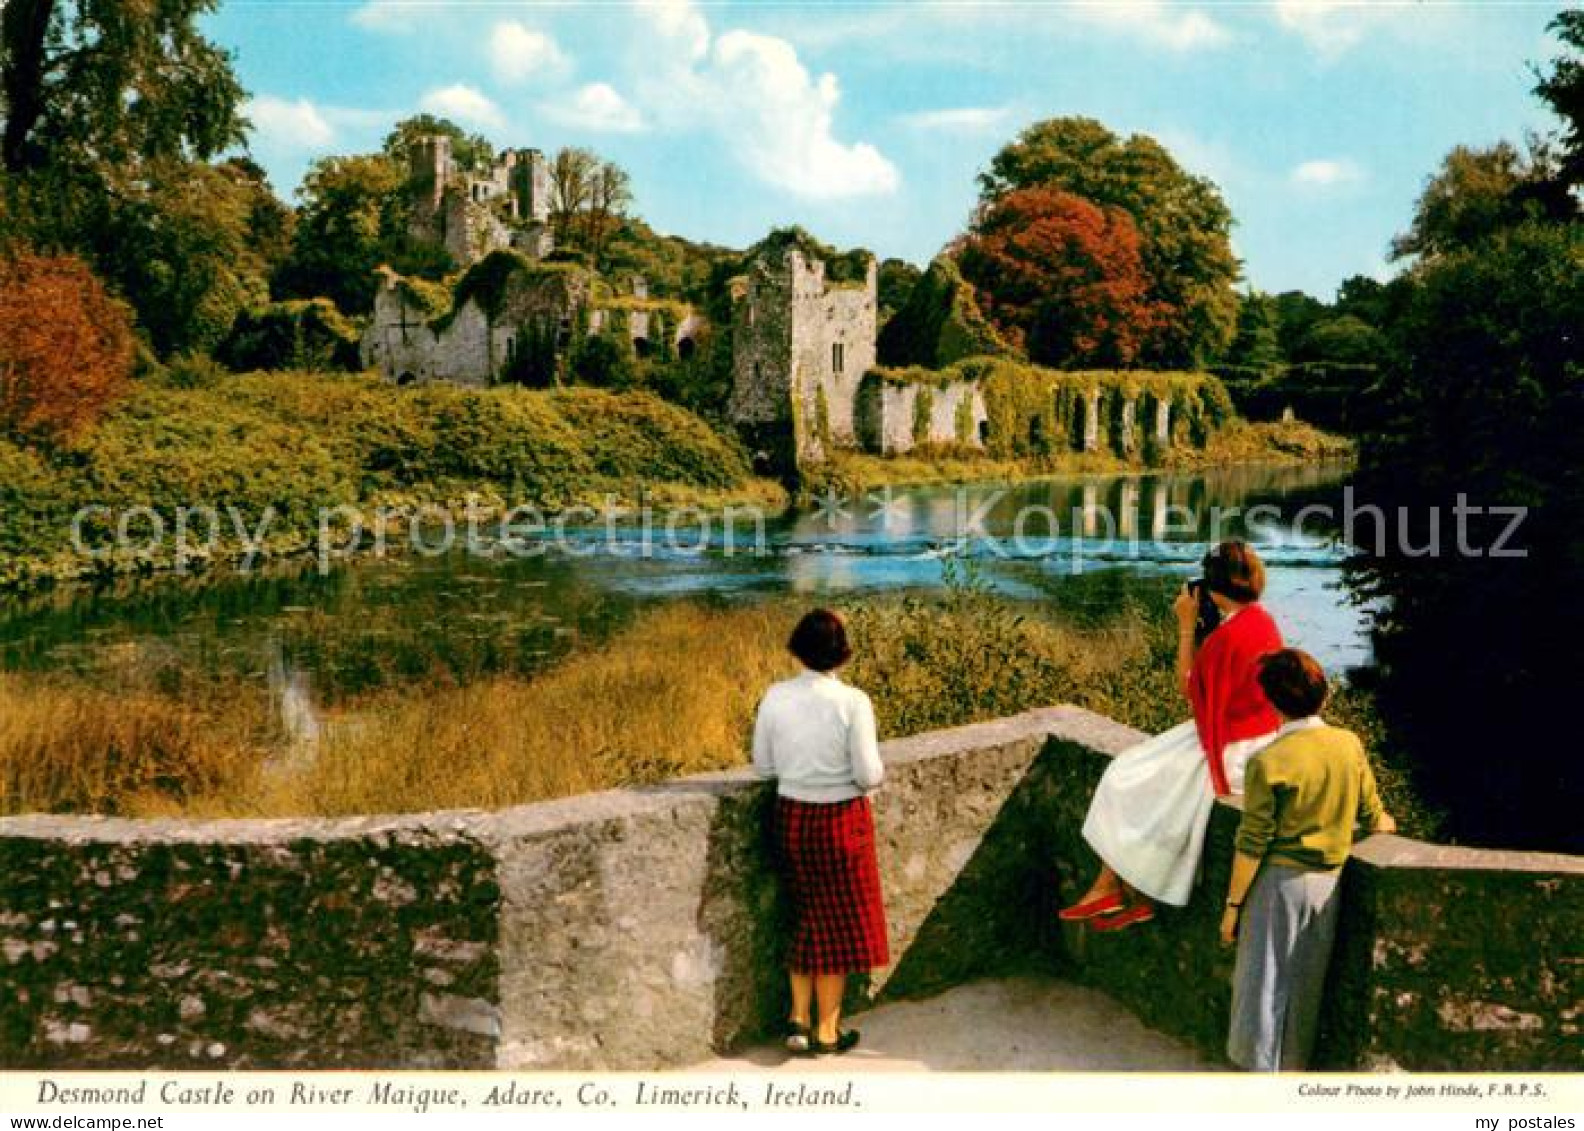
[862,378,988,454]
[1027,720,1583,1072]
[362,265,592,386]
[0,813,500,1068]
[2,708,1578,1071]
[727,245,877,467]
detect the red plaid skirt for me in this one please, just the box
[774,795,890,974]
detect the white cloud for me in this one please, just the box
[419,84,506,131]
[490,21,571,85]
[631,2,899,200]
[1291,158,1365,187]
[900,106,1015,135]
[1071,1,1232,52]
[1272,0,1466,58]
[1274,0,1368,56]
[542,83,645,133]
[349,0,414,34]
[245,96,336,152]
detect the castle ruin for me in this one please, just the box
[408,135,555,267]
[726,237,987,469]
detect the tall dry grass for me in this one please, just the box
[0,673,270,815]
[0,591,1430,835]
[197,602,797,817]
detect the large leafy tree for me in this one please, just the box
[980,117,1239,366]
[273,155,448,316]
[545,147,633,270]
[1352,220,1584,850]
[1,0,257,358]
[548,147,598,248]
[101,158,289,356]
[956,186,1159,368]
[1,0,244,175]
[1388,142,1570,263]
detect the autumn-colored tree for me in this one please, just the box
[0,251,134,441]
[955,187,1159,368]
[981,118,1239,366]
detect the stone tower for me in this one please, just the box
[409,135,453,212]
[510,148,552,226]
[728,238,878,471]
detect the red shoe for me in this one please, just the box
[1058,891,1125,921]
[1090,903,1155,932]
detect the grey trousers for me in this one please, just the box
[1227,861,1342,1071]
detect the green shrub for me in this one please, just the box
[218,299,363,372]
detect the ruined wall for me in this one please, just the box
[441,193,514,268]
[862,378,988,455]
[2,708,1577,1071]
[362,267,592,387]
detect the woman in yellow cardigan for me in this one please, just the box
[1221,648,1396,1071]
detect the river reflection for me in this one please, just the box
[0,462,1368,711]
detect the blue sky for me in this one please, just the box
[207,1,1569,298]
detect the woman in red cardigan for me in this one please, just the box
[1059,541,1283,930]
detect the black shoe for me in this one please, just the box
[812,1029,860,1056]
[783,1020,812,1055]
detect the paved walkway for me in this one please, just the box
[695,976,1217,1072]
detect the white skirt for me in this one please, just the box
[1080,720,1279,907]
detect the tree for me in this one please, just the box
[1296,314,1386,366]
[1534,9,1584,189]
[1226,290,1283,373]
[1391,143,1540,263]
[1334,275,1388,326]
[273,155,410,316]
[979,117,1239,366]
[0,250,134,441]
[1350,220,1584,851]
[548,147,598,248]
[582,160,632,269]
[955,186,1159,368]
[877,258,922,322]
[382,114,493,174]
[99,158,290,356]
[571,331,637,389]
[1,0,244,175]
[1271,290,1329,360]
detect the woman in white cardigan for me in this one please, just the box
[752,609,888,1057]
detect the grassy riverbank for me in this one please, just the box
[0,581,1437,837]
[0,371,787,592]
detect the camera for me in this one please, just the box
[1187,577,1222,644]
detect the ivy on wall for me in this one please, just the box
[911,386,935,447]
[868,357,1233,461]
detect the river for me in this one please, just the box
[0,462,1367,716]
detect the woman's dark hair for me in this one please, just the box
[1257,648,1330,718]
[788,608,853,672]
[1202,540,1265,603]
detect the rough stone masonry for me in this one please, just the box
[1,706,1578,1071]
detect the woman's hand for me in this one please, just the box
[1220,905,1241,947]
[1173,584,1199,634]
[1374,810,1398,835]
